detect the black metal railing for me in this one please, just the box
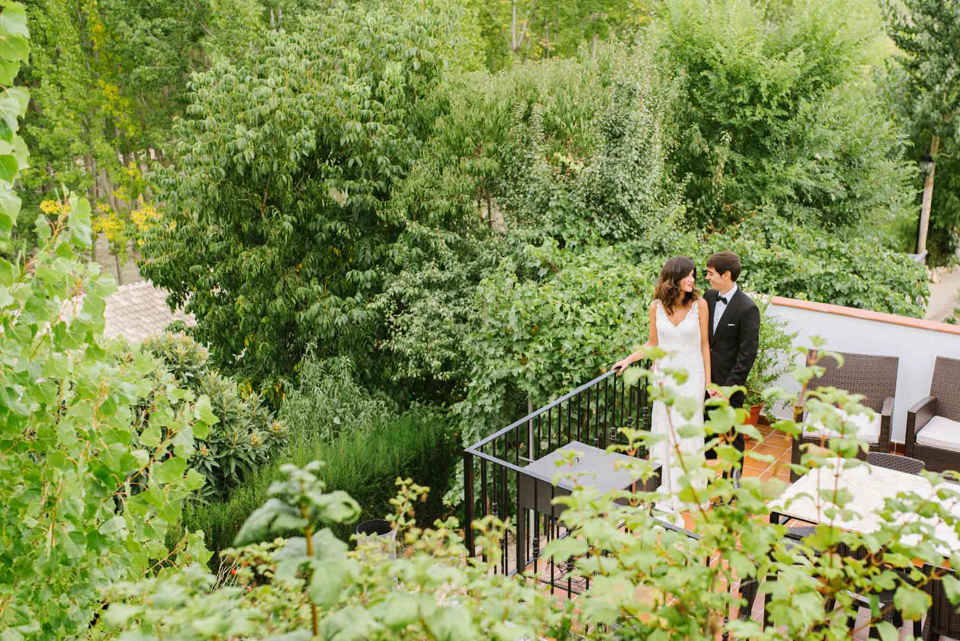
[462,365,653,594]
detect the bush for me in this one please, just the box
[652,0,915,230]
[141,333,288,500]
[97,351,960,640]
[278,352,388,444]
[170,409,457,558]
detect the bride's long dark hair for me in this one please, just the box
[654,256,699,316]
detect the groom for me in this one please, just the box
[703,251,760,460]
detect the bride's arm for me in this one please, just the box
[698,298,712,392]
[613,300,658,374]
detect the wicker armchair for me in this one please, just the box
[790,351,899,482]
[905,356,960,474]
[921,566,960,641]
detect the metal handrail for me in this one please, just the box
[466,368,620,453]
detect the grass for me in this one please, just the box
[168,409,458,563]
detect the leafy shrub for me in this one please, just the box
[0,13,214,634]
[142,333,288,500]
[496,42,683,244]
[449,239,653,504]
[170,408,457,558]
[95,350,960,640]
[700,212,930,317]
[278,352,387,444]
[652,0,915,230]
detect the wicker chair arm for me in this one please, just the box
[881,396,894,417]
[905,396,937,457]
[878,397,894,453]
[908,396,937,427]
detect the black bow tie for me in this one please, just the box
[718,295,729,305]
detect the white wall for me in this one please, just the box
[766,300,960,442]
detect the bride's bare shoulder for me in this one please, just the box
[697,298,708,312]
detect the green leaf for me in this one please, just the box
[0,257,12,286]
[543,536,588,563]
[155,457,187,484]
[942,573,960,604]
[234,498,299,546]
[0,59,19,87]
[140,425,162,448]
[0,4,30,39]
[185,468,205,491]
[1,87,28,116]
[875,621,898,641]
[308,557,351,608]
[893,584,931,620]
[195,394,220,426]
[98,515,127,536]
[379,593,422,629]
[426,605,478,641]
[0,154,16,182]
[0,188,20,236]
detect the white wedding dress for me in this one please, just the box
[650,300,706,519]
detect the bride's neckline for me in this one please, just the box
[660,299,695,328]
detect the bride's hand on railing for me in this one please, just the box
[612,357,632,375]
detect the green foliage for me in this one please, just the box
[452,240,652,489]
[141,333,288,500]
[373,224,514,402]
[879,59,960,266]
[0,9,216,634]
[652,0,915,229]
[141,0,473,396]
[467,0,649,72]
[744,297,798,408]
[278,352,388,443]
[698,212,930,317]
[91,350,960,640]
[171,408,457,557]
[881,0,960,141]
[497,43,683,244]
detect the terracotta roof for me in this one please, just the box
[101,281,195,343]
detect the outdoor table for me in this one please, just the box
[768,461,960,556]
[518,440,660,517]
[515,440,661,573]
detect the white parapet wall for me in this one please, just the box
[766,297,960,443]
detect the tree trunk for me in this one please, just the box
[917,136,940,255]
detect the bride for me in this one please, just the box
[613,256,711,524]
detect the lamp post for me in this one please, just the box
[917,142,939,256]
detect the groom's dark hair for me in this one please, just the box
[707,251,742,282]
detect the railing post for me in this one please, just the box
[463,450,475,557]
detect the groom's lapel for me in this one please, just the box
[710,289,743,347]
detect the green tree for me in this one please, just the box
[468,0,649,71]
[141,0,476,398]
[0,5,218,635]
[653,0,916,231]
[882,0,960,262]
[15,0,209,259]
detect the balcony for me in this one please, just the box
[462,294,960,605]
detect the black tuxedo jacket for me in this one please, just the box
[704,288,760,402]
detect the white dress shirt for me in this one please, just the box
[713,284,738,333]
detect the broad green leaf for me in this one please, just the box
[155,456,187,484]
[0,4,29,39]
[893,584,931,620]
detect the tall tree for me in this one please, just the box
[140,0,476,397]
[882,0,960,257]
